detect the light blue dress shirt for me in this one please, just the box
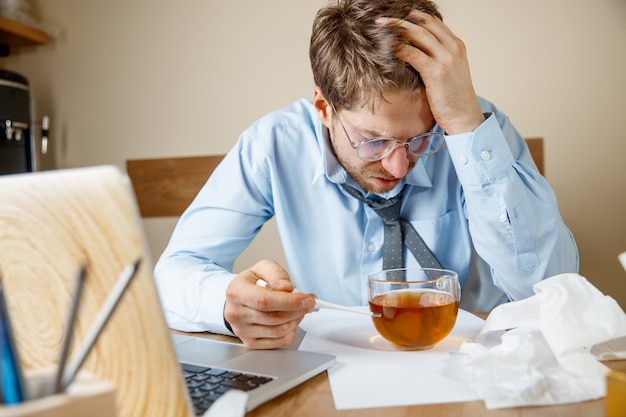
[154,97,579,334]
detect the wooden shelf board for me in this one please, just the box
[0,15,49,47]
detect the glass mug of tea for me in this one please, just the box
[368,268,461,351]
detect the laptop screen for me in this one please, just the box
[0,166,193,416]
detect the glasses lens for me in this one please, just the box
[358,139,397,161]
[357,134,445,161]
[409,134,445,156]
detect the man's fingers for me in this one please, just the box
[239,332,297,350]
[406,10,457,45]
[378,11,461,62]
[239,317,303,339]
[247,259,294,291]
[224,259,319,349]
[229,310,305,349]
[251,288,316,313]
[231,295,314,326]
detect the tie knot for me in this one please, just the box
[371,197,402,223]
[340,184,402,223]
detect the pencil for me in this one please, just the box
[0,277,26,404]
[60,258,141,391]
[54,264,87,393]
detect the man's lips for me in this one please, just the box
[372,176,400,188]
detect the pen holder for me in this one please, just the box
[0,369,118,417]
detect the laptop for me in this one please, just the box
[0,165,335,416]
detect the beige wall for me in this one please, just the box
[3,0,625,308]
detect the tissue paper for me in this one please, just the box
[460,273,626,409]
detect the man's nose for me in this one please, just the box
[380,145,410,178]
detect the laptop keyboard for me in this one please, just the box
[181,362,274,416]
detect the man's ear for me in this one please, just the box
[313,86,332,127]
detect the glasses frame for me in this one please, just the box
[330,102,445,162]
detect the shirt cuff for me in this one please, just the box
[444,113,515,187]
[198,272,236,334]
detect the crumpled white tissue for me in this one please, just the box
[202,390,248,417]
[459,273,626,409]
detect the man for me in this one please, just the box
[154,0,578,349]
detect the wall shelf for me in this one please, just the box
[0,15,49,55]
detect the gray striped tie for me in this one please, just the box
[341,184,443,270]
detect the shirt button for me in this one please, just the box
[367,243,376,252]
[459,155,469,165]
[480,150,491,160]
[499,214,508,223]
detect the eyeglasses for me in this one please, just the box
[331,103,445,162]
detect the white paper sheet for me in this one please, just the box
[298,308,484,410]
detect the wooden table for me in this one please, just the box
[246,361,626,417]
[181,321,626,417]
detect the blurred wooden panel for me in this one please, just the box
[126,155,223,217]
[525,137,544,176]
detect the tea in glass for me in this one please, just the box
[368,268,460,350]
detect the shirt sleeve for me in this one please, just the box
[153,138,274,335]
[155,262,236,334]
[444,110,579,301]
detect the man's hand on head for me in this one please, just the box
[377,11,485,135]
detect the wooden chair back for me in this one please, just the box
[126,155,223,217]
[126,138,544,218]
[524,137,544,176]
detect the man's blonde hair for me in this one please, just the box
[310,0,442,111]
